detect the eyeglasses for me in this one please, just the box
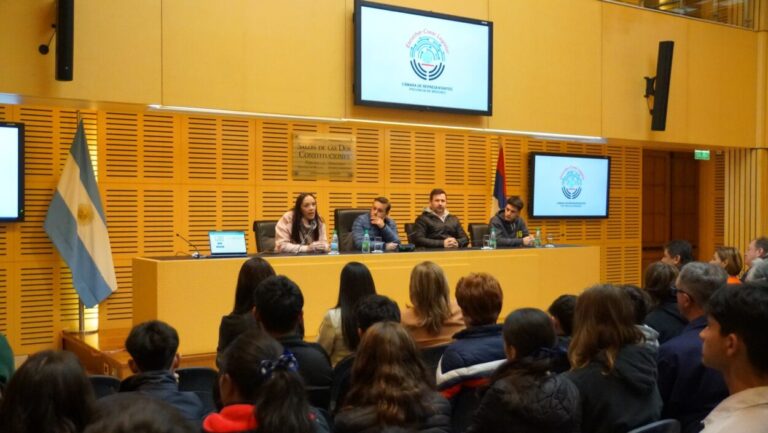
[670,284,690,297]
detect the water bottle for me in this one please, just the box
[489,227,497,250]
[330,230,339,255]
[362,229,371,253]
[534,228,542,248]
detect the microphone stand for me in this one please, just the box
[176,233,201,258]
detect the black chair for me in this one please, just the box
[420,344,448,377]
[404,223,416,245]
[306,385,331,412]
[252,220,277,253]
[177,367,218,414]
[451,386,483,433]
[89,374,121,399]
[627,419,681,433]
[334,208,368,252]
[330,354,355,414]
[468,223,490,248]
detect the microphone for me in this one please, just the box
[176,233,201,259]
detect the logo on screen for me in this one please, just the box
[409,35,446,81]
[560,166,584,199]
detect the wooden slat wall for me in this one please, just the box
[724,148,768,253]
[0,104,642,355]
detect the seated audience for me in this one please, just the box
[466,308,580,433]
[700,282,768,432]
[275,193,329,253]
[217,257,275,365]
[351,197,400,251]
[643,261,687,343]
[102,320,205,423]
[547,294,576,372]
[203,329,329,433]
[621,284,660,350]
[488,195,534,247]
[253,275,332,406]
[566,284,662,433]
[401,261,464,347]
[662,239,694,270]
[0,332,13,390]
[657,262,729,433]
[317,262,376,366]
[709,246,743,284]
[335,322,450,433]
[437,273,505,398]
[742,236,768,282]
[87,394,196,433]
[411,188,469,249]
[0,350,95,433]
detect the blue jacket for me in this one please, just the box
[351,213,400,249]
[436,324,505,394]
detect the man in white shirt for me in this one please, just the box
[699,282,768,432]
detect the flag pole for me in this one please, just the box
[78,300,85,333]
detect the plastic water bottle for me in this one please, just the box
[362,229,371,253]
[534,228,542,248]
[330,230,339,255]
[489,227,497,250]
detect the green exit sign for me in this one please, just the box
[695,150,710,160]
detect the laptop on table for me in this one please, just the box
[208,231,248,258]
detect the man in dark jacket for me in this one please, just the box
[488,196,534,247]
[101,320,206,424]
[411,188,469,249]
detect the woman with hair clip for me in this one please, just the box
[317,261,377,366]
[466,308,580,433]
[217,257,276,365]
[0,350,95,433]
[275,193,329,253]
[401,261,464,347]
[709,246,744,284]
[566,284,662,433]
[203,329,329,433]
[335,321,451,433]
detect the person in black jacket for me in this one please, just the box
[488,196,534,247]
[335,322,451,433]
[466,308,580,433]
[411,189,469,249]
[643,261,687,344]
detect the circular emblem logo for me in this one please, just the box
[561,166,584,200]
[410,36,446,81]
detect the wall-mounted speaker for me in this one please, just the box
[56,0,74,81]
[651,41,674,131]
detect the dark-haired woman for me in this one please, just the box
[317,262,376,366]
[466,308,580,433]
[275,193,329,253]
[216,257,276,366]
[0,350,95,433]
[335,322,451,433]
[566,284,662,433]
[643,261,687,343]
[203,329,329,433]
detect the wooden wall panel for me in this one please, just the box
[724,149,768,254]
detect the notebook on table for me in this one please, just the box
[208,231,248,258]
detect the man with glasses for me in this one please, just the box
[657,262,729,433]
[742,236,768,282]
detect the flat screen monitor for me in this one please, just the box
[0,122,24,222]
[354,0,492,115]
[529,153,610,219]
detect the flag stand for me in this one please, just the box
[63,300,97,335]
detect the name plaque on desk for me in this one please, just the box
[292,134,355,180]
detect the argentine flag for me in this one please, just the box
[491,145,506,217]
[45,120,117,308]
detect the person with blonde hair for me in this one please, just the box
[401,261,464,347]
[709,246,743,284]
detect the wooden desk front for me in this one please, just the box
[133,246,600,355]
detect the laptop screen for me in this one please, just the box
[208,231,247,256]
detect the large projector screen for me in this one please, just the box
[354,0,492,115]
[0,122,24,221]
[529,153,610,219]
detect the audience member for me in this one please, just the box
[488,195,534,247]
[662,239,694,270]
[216,257,275,365]
[621,284,660,350]
[547,294,577,373]
[100,320,205,423]
[466,308,580,433]
[203,329,329,433]
[643,261,687,343]
[0,333,13,390]
[87,394,196,433]
[657,262,729,433]
[275,193,329,253]
[401,261,464,347]
[351,197,400,251]
[437,273,505,398]
[566,284,662,433]
[0,350,95,433]
[709,246,743,284]
[700,282,768,432]
[742,236,768,282]
[335,322,450,433]
[411,189,469,249]
[253,275,332,406]
[317,261,377,366]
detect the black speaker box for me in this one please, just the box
[651,41,674,131]
[56,0,74,81]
